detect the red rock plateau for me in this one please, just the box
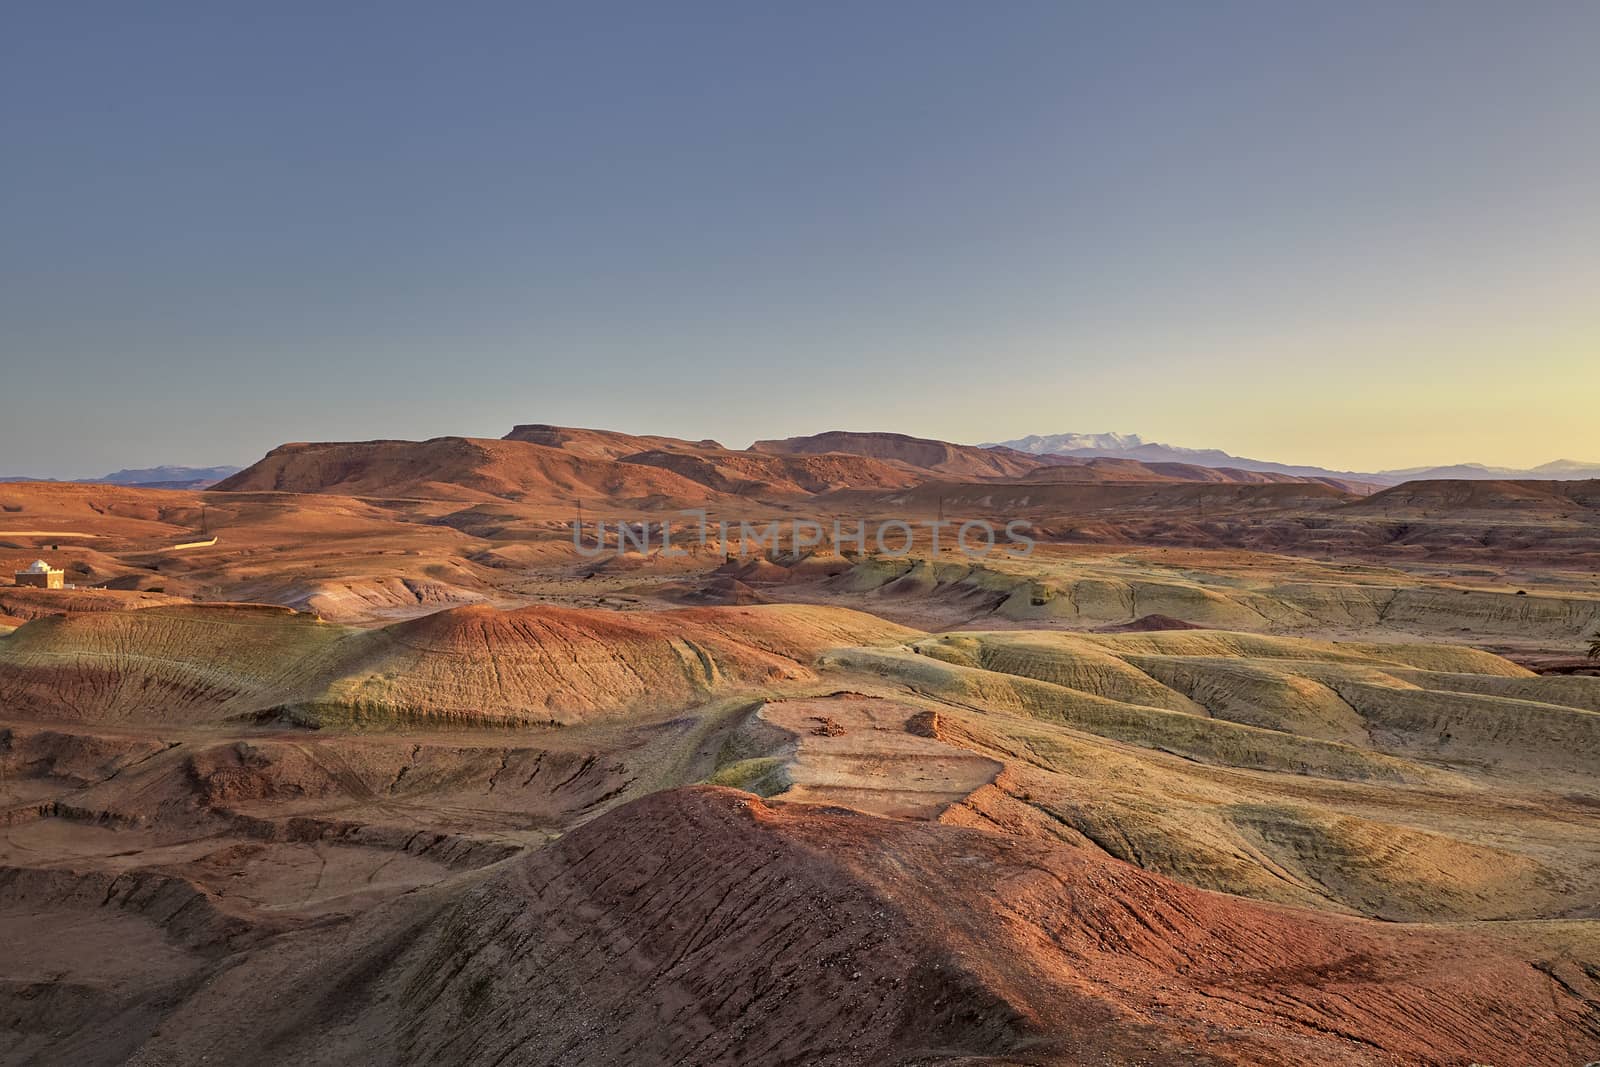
[1,423,1597,1065]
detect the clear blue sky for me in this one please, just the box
[4,2,1597,477]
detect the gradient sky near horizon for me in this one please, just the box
[3,2,1597,478]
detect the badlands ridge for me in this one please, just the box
[0,423,1596,1064]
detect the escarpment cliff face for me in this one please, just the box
[619,449,921,495]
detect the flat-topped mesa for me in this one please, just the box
[210,436,716,504]
[750,429,1047,479]
[502,423,722,458]
[1347,477,1600,514]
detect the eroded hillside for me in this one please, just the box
[0,439,1597,1065]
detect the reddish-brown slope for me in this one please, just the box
[212,425,1380,507]
[0,481,203,540]
[751,430,1047,479]
[212,437,715,504]
[216,431,923,505]
[155,786,1598,1066]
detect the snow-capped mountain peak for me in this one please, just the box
[988,432,1153,454]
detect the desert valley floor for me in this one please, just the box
[0,425,1597,1066]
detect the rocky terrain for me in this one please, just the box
[0,423,1597,1065]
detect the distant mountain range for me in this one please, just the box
[0,465,241,489]
[986,433,1600,487]
[6,433,1598,496]
[207,425,1382,505]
